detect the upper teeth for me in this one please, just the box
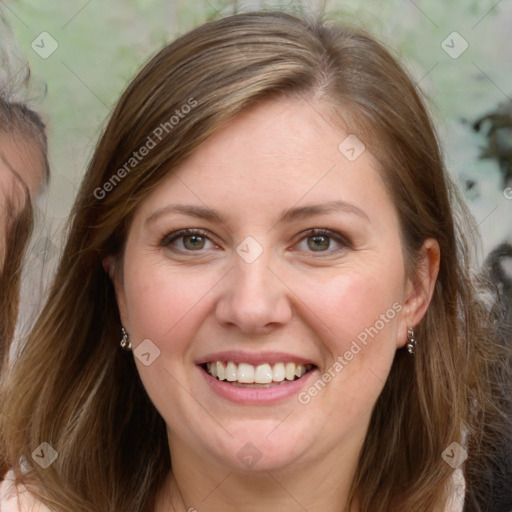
[206,361,309,384]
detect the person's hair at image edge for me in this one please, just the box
[0,10,509,512]
[0,96,49,370]
[0,183,33,363]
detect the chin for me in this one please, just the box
[204,420,310,472]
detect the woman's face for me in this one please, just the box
[0,134,44,202]
[0,134,43,268]
[113,97,436,475]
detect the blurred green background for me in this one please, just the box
[1,0,511,321]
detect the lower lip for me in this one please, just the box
[199,365,319,404]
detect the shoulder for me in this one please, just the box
[0,470,52,512]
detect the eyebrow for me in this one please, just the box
[145,200,370,226]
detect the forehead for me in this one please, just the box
[191,98,348,167]
[136,97,388,218]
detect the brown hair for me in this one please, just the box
[0,11,508,512]
[0,178,33,364]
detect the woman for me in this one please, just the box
[0,11,51,361]
[0,98,50,512]
[0,96,49,350]
[0,11,508,512]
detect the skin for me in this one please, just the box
[0,134,44,268]
[109,97,440,512]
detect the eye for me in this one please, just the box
[160,228,350,255]
[295,229,350,254]
[160,229,216,252]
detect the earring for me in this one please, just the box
[120,327,132,351]
[407,327,416,354]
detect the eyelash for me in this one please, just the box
[160,228,351,255]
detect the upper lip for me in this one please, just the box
[196,351,317,367]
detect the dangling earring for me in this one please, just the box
[407,327,416,354]
[120,327,132,351]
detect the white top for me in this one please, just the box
[0,468,465,511]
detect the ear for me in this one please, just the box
[397,238,440,348]
[102,254,115,278]
[103,255,128,324]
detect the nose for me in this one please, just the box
[214,250,293,334]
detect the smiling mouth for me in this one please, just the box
[203,361,316,388]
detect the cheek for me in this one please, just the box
[292,267,402,420]
[295,263,404,349]
[122,254,218,349]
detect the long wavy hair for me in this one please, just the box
[0,11,508,512]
